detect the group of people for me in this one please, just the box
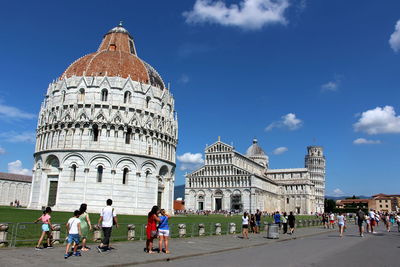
[34,199,171,259]
[241,210,296,238]
[356,208,400,237]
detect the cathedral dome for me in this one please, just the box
[61,23,165,89]
[246,139,266,157]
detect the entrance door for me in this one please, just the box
[215,198,222,211]
[198,201,204,210]
[48,181,58,207]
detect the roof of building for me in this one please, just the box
[338,199,370,204]
[0,172,32,183]
[61,23,165,89]
[267,168,308,173]
[246,139,266,157]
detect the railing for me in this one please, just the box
[0,220,324,247]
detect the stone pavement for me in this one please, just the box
[0,226,334,267]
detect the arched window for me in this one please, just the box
[62,91,66,102]
[93,124,99,142]
[125,128,132,144]
[124,91,131,104]
[122,168,129,184]
[146,96,151,108]
[71,164,77,181]
[101,89,108,102]
[78,88,85,102]
[97,166,103,182]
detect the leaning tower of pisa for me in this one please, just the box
[305,146,326,213]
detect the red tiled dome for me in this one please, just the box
[61,24,165,89]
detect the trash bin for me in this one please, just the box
[267,223,279,239]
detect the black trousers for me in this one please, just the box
[102,227,112,246]
[282,223,288,233]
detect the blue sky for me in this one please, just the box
[1,0,400,197]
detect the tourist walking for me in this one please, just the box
[322,213,328,229]
[383,212,390,232]
[146,206,160,253]
[356,208,365,237]
[288,212,295,234]
[97,199,118,252]
[369,209,376,233]
[396,213,400,232]
[64,210,82,259]
[79,203,92,251]
[255,209,262,234]
[329,212,335,229]
[337,212,346,237]
[250,214,256,233]
[282,212,288,234]
[274,211,281,229]
[241,212,249,239]
[34,207,53,250]
[158,209,171,254]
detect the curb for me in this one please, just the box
[103,228,337,267]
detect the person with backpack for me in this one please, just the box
[34,207,53,250]
[356,208,365,237]
[158,209,171,254]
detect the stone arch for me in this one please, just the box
[158,165,169,177]
[62,152,86,167]
[141,160,156,178]
[88,154,113,169]
[115,157,138,170]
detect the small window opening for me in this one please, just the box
[71,164,77,181]
[97,166,103,182]
[123,168,129,184]
[93,124,99,141]
[125,128,132,144]
[101,89,108,102]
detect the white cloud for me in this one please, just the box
[0,131,36,143]
[177,152,204,171]
[332,188,345,197]
[389,20,400,53]
[353,106,400,135]
[178,74,190,84]
[183,0,290,30]
[8,160,31,175]
[0,103,36,120]
[0,146,5,154]
[353,138,381,145]
[266,113,303,131]
[272,146,288,155]
[321,75,342,92]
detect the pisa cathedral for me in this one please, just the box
[28,23,178,215]
[185,139,326,214]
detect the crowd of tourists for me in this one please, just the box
[33,199,171,259]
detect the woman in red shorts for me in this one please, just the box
[146,206,160,253]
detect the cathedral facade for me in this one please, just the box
[185,139,325,214]
[28,24,178,215]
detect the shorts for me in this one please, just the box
[256,220,261,226]
[242,224,249,229]
[158,229,169,237]
[338,222,345,227]
[370,219,375,226]
[42,224,50,232]
[67,234,80,244]
[358,219,364,227]
[329,220,335,224]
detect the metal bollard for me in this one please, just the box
[0,224,9,247]
[215,223,221,235]
[267,223,279,239]
[52,224,61,244]
[198,224,205,236]
[127,224,135,240]
[178,224,186,238]
[93,224,102,242]
[229,222,236,234]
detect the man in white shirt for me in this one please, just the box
[97,199,118,252]
[369,209,376,233]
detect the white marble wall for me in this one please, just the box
[0,180,31,206]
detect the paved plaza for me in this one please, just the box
[0,224,398,267]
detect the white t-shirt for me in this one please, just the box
[68,217,80,234]
[242,216,249,225]
[329,214,335,220]
[369,211,375,220]
[101,206,116,227]
[337,215,345,225]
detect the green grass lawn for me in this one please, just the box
[0,206,320,247]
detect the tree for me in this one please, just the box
[324,198,336,213]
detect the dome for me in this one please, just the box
[246,139,266,157]
[61,23,165,89]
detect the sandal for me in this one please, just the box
[165,250,170,254]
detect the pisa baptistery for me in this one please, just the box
[28,23,178,214]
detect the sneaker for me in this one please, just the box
[35,247,43,250]
[64,253,69,259]
[73,252,81,257]
[47,246,54,249]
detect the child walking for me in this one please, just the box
[34,207,53,250]
[64,210,82,259]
